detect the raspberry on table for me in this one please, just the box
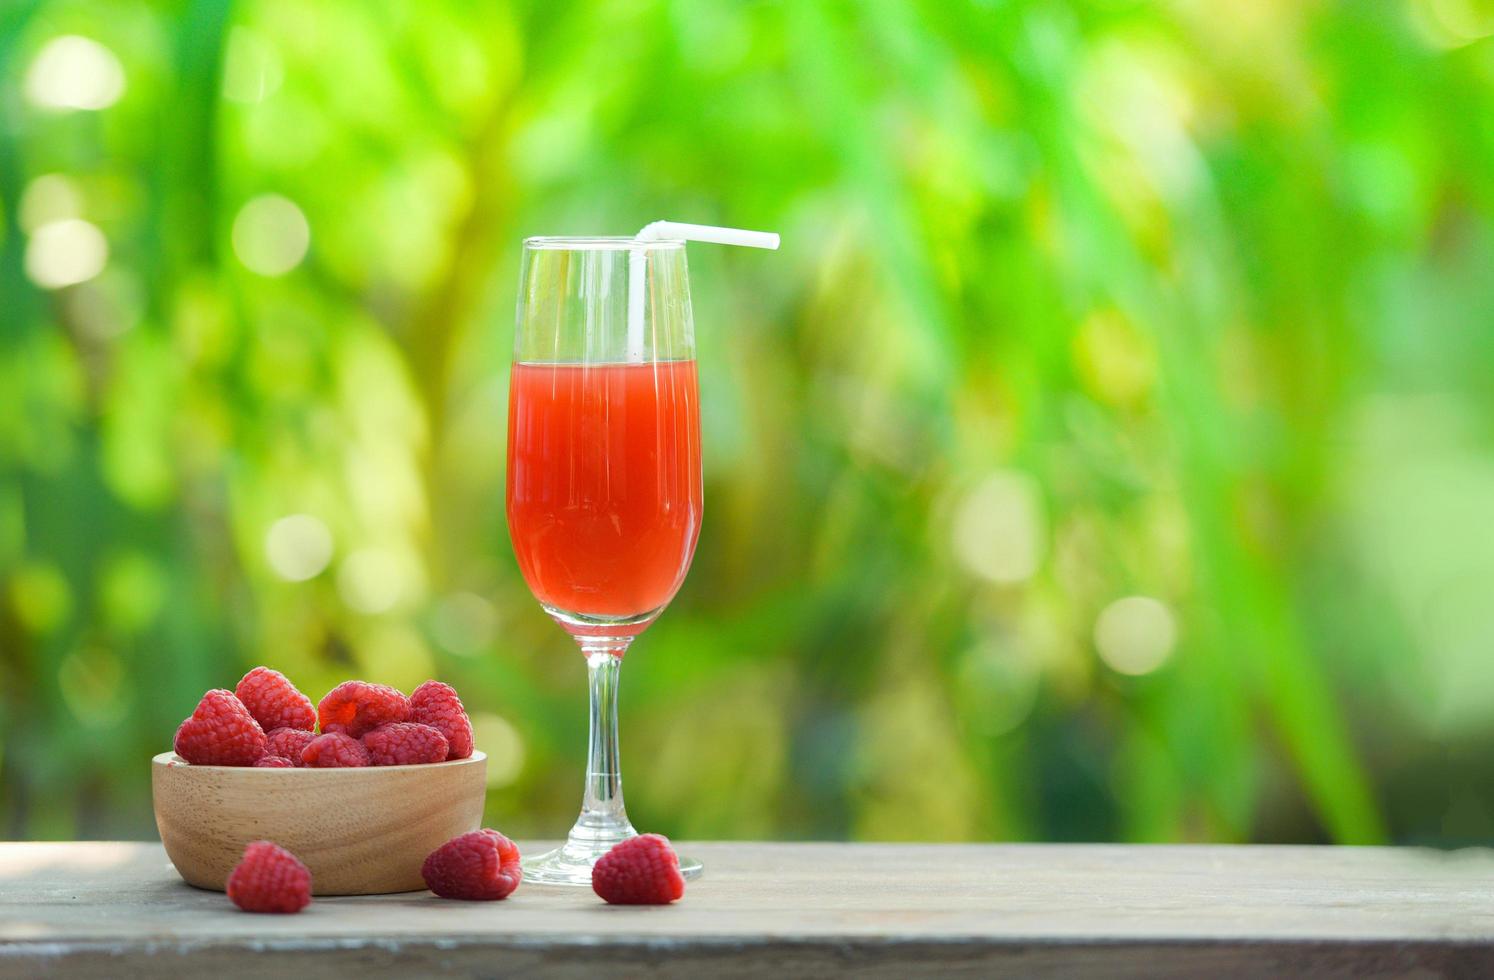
[254,755,295,768]
[174,690,267,766]
[266,727,316,766]
[227,841,312,913]
[316,681,410,738]
[234,666,316,733]
[421,829,522,900]
[409,680,475,761]
[591,834,686,905]
[300,731,371,768]
[362,722,449,766]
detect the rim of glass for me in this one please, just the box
[524,236,685,251]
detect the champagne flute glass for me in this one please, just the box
[506,237,704,885]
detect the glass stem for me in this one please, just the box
[567,639,637,850]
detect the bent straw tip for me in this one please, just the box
[636,220,780,250]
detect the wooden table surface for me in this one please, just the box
[1,841,1491,978]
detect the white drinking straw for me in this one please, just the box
[627,221,780,360]
[636,221,780,250]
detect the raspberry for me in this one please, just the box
[234,666,316,733]
[266,727,316,766]
[227,841,312,913]
[591,834,685,905]
[409,680,475,761]
[300,731,371,768]
[174,690,267,766]
[362,722,448,766]
[421,829,522,900]
[254,755,295,768]
[316,681,410,738]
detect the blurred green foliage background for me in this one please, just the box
[3,0,1494,846]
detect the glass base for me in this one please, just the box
[523,838,703,886]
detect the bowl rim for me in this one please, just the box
[151,749,486,771]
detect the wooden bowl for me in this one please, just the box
[152,750,487,895]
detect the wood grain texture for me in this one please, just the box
[151,751,486,895]
[1,841,1491,978]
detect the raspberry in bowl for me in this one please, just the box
[153,669,487,895]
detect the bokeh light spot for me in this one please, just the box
[19,174,83,232]
[25,35,125,111]
[10,563,72,634]
[1073,309,1155,406]
[357,625,434,692]
[955,644,1040,737]
[64,270,143,340]
[232,194,310,276]
[59,646,127,728]
[100,551,166,634]
[1094,596,1177,676]
[1408,0,1494,48]
[470,712,524,788]
[222,28,284,104]
[431,592,498,656]
[264,514,333,581]
[337,548,408,614]
[25,219,108,289]
[951,471,1046,584]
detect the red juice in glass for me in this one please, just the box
[506,360,703,626]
